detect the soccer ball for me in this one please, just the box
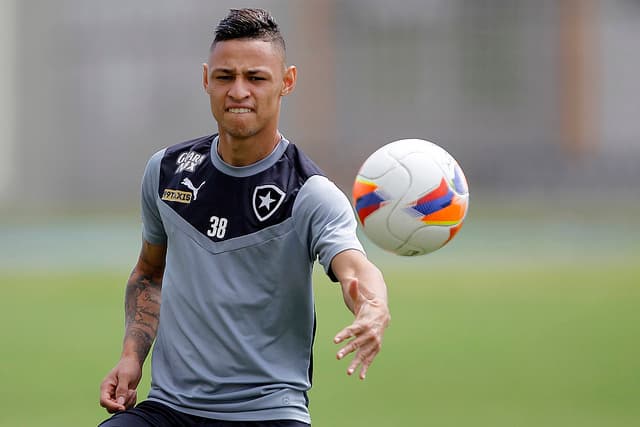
[352,139,469,256]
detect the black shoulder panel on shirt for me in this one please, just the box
[157,135,326,241]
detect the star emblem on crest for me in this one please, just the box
[252,184,285,222]
[258,192,276,209]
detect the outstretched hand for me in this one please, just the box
[334,278,390,380]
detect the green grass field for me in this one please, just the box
[1,257,639,426]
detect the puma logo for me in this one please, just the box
[181,178,206,201]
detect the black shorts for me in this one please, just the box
[98,400,311,427]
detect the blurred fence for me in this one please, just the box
[1,0,639,216]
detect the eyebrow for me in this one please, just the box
[210,68,271,78]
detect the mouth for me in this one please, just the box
[226,107,253,113]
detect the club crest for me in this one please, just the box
[252,184,285,222]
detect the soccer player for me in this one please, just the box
[98,8,390,427]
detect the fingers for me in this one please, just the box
[99,374,126,413]
[347,345,377,380]
[335,277,390,380]
[338,337,378,379]
[100,362,140,414]
[115,381,138,411]
[101,387,136,413]
[333,323,365,345]
[334,324,383,380]
[335,334,363,360]
[123,389,138,409]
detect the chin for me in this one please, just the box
[223,127,260,139]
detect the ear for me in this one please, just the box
[281,65,297,96]
[202,63,209,91]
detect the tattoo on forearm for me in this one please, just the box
[124,272,162,362]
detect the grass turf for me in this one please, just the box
[1,260,639,426]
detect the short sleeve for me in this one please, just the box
[292,175,365,281]
[141,149,167,244]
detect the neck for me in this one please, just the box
[217,131,281,167]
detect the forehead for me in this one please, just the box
[209,39,284,71]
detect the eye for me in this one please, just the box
[215,75,233,81]
[249,76,266,81]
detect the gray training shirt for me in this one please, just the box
[140,134,364,423]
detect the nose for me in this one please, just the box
[228,77,250,100]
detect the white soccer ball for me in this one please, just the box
[352,139,469,256]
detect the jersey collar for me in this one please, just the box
[210,135,290,177]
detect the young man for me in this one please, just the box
[99,8,390,427]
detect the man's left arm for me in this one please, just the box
[331,249,391,380]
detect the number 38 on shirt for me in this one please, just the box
[207,216,228,239]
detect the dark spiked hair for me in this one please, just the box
[211,8,285,55]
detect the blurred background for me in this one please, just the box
[0,1,638,426]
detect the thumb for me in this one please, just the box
[347,278,368,314]
[347,278,381,316]
[348,278,359,303]
[115,373,132,404]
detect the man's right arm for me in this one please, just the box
[123,239,166,363]
[99,239,167,413]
